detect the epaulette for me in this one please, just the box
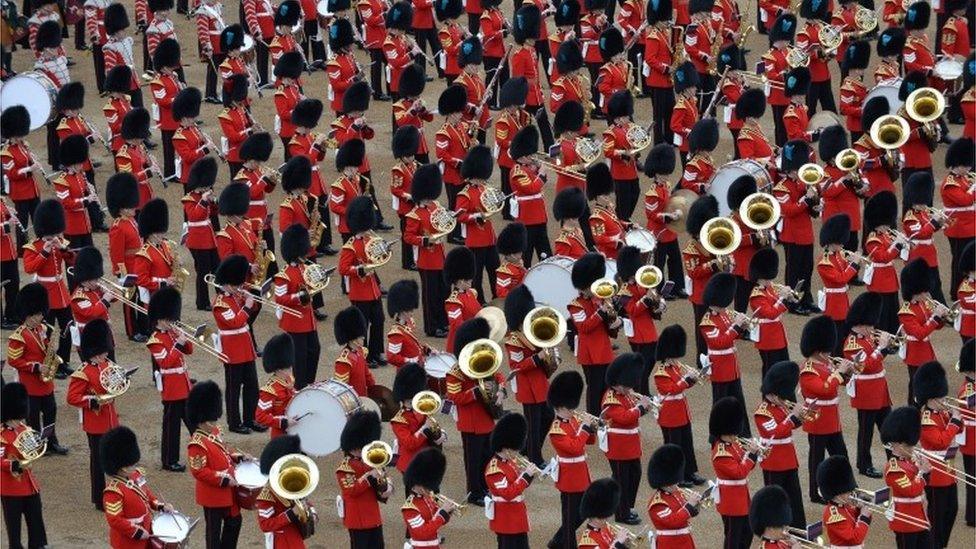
[602,390,620,406]
[188,430,209,447]
[920,409,937,426]
[446,364,464,383]
[750,286,766,298]
[340,239,357,253]
[256,486,276,502]
[818,252,833,267]
[653,364,671,378]
[865,233,882,247]
[7,326,25,345]
[401,496,419,512]
[548,420,565,436]
[217,109,233,122]
[336,456,356,474]
[825,505,846,524]
[445,290,461,304]
[699,313,715,328]
[70,367,90,380]
[56,118,72,132]
[578,530,596,545]
[682,240,704,256]
[485,457,503,476]
[965,88,976,102]
[390,409,408,424]
[844,337,861,353]
[405,210,420,221]
[115,146,132,160]
[898,302,914,315]
[886,457,903,474]
[650,491,667,506]
[336,347,352,364]
[0,146,11,158]
[961,279,974,294]
[755,401,773,418]
[212,295,233,310]
[904,210,918,222]
[181,193,198,204]
[51,172,69,186]
[800,361,818,375]
[713,441,732,458]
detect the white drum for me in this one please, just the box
[286,380,362,456]
[708,159,772,216]
[0,72,58,130]
[624,228,656,253]
[425,352,456,379]
[934,58,964,81]
[865,78,904,114]
[241,34,255,53]
[233,460,267,510]
[523,255,577,316]
[151,511,195,548]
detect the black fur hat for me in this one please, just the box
[761,360,799,400]
[616,245,643,281]
[647,444,685,488]
[461,145,494,180]
[864,191,897,234]
[32,199,65,237]
[727,175,757,210]
[656,325,687,360]
[490,412,527,452]
[342,81,371,113]
[586,163,614,200]
[572,252,606,289]
[438,84,468,115]
[784,66,810,97]
[259,435,302,475]
[818,125,848,162]
[172,87,202,120]
[900,258,931,300]
[644,144,677,178]
[73,246,104,283]
[769,13,797,44]
[291,98,323,129]
[186,157,217,194]
[749,247,779,282]
[553,187,586,221]
[904,0,930,29]
[329,18,356,51]
[499,77,529,108]
[899,71,927,101]
[717,43,746,74]
[336,139,366,170]
[220,24,245,51]
[861,96,890,134]
[800,0,829,19]
[780,139,810,172]
[148,286,181,322]
[842,39,870,72]
[512,4,541,44]
[458,37,483,67]
[735,88,766,119]
[149,0,174,11]
[105,173,139,217]
[346,195,376,234]
[392,125,421,158]
[0,106,30,138]
[503,284,535,331]
[958,337,974,373]
[800,315,837,357]
[240,132,273,162]
[398,63,426,98]
[554,0,581,25]
[686,195,718,238]
[452,317,490,355]
[386,1,414,31]
[100,426,140,475]
[880,406,921,446]
[688,118,719,153]
[56,81,85,112]
[645,0,672,22]
[274,51,305,79]
[334,306,367,345]
[214,254,249,286]
[709,396,744,438]
[817,455,856,501]
[580,478,621,519]
[946,0,970,11]
[105,65,133,93]
[444,246,476,284]
[387,279,420,317]
[846,291,881,327]
[434,0,463,20]
[105,3,130,34]
[904,172,934,210]
[555,40,584,75]
[79,318,111,361]
[599,27,624,60]
[946,137,975,169]
[966,51,976,89]
[330,0,351,12]
[274,0,301,26]
[606,90,634,119]
[960,241,976,276]
[280,156,312,192]
[673,61,700,94]
[547,370,584,409]
[509,125,540,159]
[58,135,89,167]
[340,410,382,452]
[1,383,28,422]
[15,283,48,319]
[393,362,427,402]
[34,20,62,50]
[280,224,310,263]
[819,213,851,246]
[218,182,250,216]
[553,100,585,135]
[876,27,906,57]
[703,272,736,307]
[689,0,714,14]
[410,163,443,202]
[404,448,447,492]
[121,108,151,140]
[750,486,793,536]
[606,352,643,389]
[262,333,295,373]
[497,222,527,256]
[152,38,181,71]
[913,361,949,403]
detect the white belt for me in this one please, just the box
[607,427,640,435]
[187,220,211,227]
[709,348,735,355]
[855,371,886,381]
[160,367,187,375]
[557,455,586,463]
[657,528,691,536]
[824,286,848,293]
[944,205,975,213]
[757,318,780,324]
[409,540,440,547]
[906,336,921,342]
[831,545,863,549]
[892,496,924,504]
[761,436,793,445]
[962,310,975,316]
[151,276,168,282]
[963,419,975,426]
[516,193,543,201]
[661,394,685,401]
[34,275,62,283]
[717,478,748,486]
[912,239,932,245]
[219,326,249,336]
[811,398,839,406]
[249,200,266,206]
[491,495,524,503]
[208,31,221,35]
[128,515,146,525]
[871,262,892,268]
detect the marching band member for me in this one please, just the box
[115,108,157,209]
[187,381,246,549]
[435,84,475,240]
[494,78,532,220]
[748,486,794,548]
[52,135,95,253]
[551,101,587,194]
[570,252,619,414]
[603,353,654,524]
[553,187,590,259]
[105,174,146,341]
[881,406,934,546]
[700,272,751,437]
[762,14,794,146]
[182,158,219,311]
[596,27,628,118]
[641,0,673,141]
[172,88,214,187]
[782,68,814,143]
[941,138,975,300]
[25,0,62,58]
[875,27,905,85]
[402,448,458,548]
[797,0,836,114]
[1,107,42,251]
[683,195,720,365]
[391,127,420,270]
[734,88,774,167]
[103,4,144,109]
[579,0,608,109]
[711,397,762,549]
[273,52,305,157]
[547,371,596,547]
[901,259,950,401]
[713,45,746,153]
[391,363,444,472]
[456,37,490,144]
[839,40,869,142]
[7,284,68,455]
[219,74,254,178]
[212,255,263,434]
[339,195,387,366]
[616,246,659,391]
[382,2,416,101]
[435,0,466,84]
[818,214,860,351]
[403,163,450,338]
[754,361,807,528]
[36,23,70,170]
[854,97,898,198]
[958,246,976,343]
[486,413,538,548]
[289,98,335,254]
[904,173,946,302]
[69,248,114,360]
[277,156,314,235]
[355,0,388,100]
[146,0,178,71]
[386,280,428,370]
[195,0,227,103]
[1,383,50,549]
[830,0,860,69]
[332,84,384,229]
[587,163,626,260]
[493,222,527,302]
[256,435,318,546]
[150,39,184,180]
[863,191,904,334]
[550,0,580,84]
[748,248,793,376]
[773,140,819,314]
[67,320,121,510]
[444,246,481,354]
[819,127,864,255]
[52,83,95,194]
[681,2,713,115]
[654,325,706,487]
[333,306,376,397]
[457,146,501,300]
[337,410,391,548]
[550,45,589,139]
[511,5,553,149]
[394,64,434,164]
[23,200,74,376]
[217,25,251,95]
[255,334,297,439]
[275,225,320,389]
[647,444,703,547]
[479,0,508,108]
[816,456,873,547]
[898,72,938,185]
[0,196,16,326]
[234,132,277,256]
[958,341,975,526]
[800,316,855,503]
[644,144,685,292]
[509,126,553,264]
[601,90,642,221]
[240,0,274,87]
[679,117,719,196]
[85,0,111,92]
[146,287,193,472]
[132,198,175,338]
[963,57,976,138]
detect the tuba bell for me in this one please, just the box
[635,265,663,289]
[411,390,444,441]
[522,306,568,349]
[798,163,825,186]
[739,193,781,232]
[590,278,619,299]
[269,452,319,533]
[834,148,861,172]
[699,216,742,256]
[458,338,505,418]
[361,440,393,469]
[906,87,946,123]
[869,114,910,150]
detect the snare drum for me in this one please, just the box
[241,34,256,62]
[523,255,577,316]
[150,511,194,549]
[233,460,267,510]
[708,160,772,216]
[0,72,58,130]
[624,228,657,253]
[865,78,903,114]
[425,352,456,379]
[286,380,362,456]
[934,58,964,81]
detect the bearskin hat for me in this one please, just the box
[458,37,483,67]
[599,27,624,60]
[876,27,906,57]
[410,163,443,202]
[673,61,700,93]
[800,315,837,357]
[553,100,585,135]
[274,51,305,79]
[386,1,414,31]
[717,43,746,73]
[880,406,921,446]
[398,63,426,98]
[152,38,181,71]
[499,77,529,109]
[780,139,810,172]
[688,118,719,153]
[387,279,420,317]
[34,20,61,50]
[689,0,714,14]
[148,286,181,323]
[280,224,310,264]
[819,213,851,246]
[553,187,586,221]
[904,0,930,29]
[913,360,949,403]
[79,318,111,361]
[899,70,927,101]
[842,39,870,72]
[105,173,139,217]
[960,241,976,276]
[172,87,202,120]
[749,247,779,282]
[750,486,793,536]
[616,245,643,282]
[291,98,323,128]
[800,0,829,19]
[393,362,427,402]
[586,163,614,200]
[861,96,890,133]
[643,144,676,178]
[346,195,376,234]
[452,317,490,355]
[647,444,685,488]
[817,455,856,501]
[56,81,85,112]
[656,325,687,361]
[946,137,975,169]
[904,172,934,210]
[818,125,848,162]
[262,333,295,374]
[846,291,881,327]
[513,5,541,44]
[966,52,975,89]
[580,478,621,519]
[761,360,799,400]
[259,435,302,475]
[274,0,301,26]
[329,18,356,51]
[509,125,539,159]
[105,3,130,35]
[444,246,476,285]
[187,157,218,194]
[686,195,719,238]
[703,272,736,307]
[58,135,89,167]
[728,175,757,210]
[1,383,28,423]
[334,306,367,345]
[784,66,810,97]
[606,90,634,119]
[958,337,974,373]
[864,191,897,234]
[392,125,421,158]
[220,24,245,52]
[148,0,173,11]
[490,412,527,452]
[32,199,65,238]
[100,426,140,476]
[280,156,312,192]
[434,0,463,20]
[438,84,468,115]
[554,0,581,26]
[556,40,584,75]
[709,396,744,438]
[735,87,767,119]
[342,81,371,114]
[121,108,151,140]
[336,138,366,170]
[15,283,48,320]
[404,448,447,492]
[461,145,494,180]
[547,370,584,409]
[572,252,606,290]
[497,222,527,256]
[105,65,133,93]
[0,106,30,138]
[72,246,104,283]
[606,352,644,389]
[900,258,931,300]
[646,0,672,24]
[769,13,797,45]
[214,254,249,286]
[217,181,250,216]
[340,410,382,452]
[503,284,535,332]
[240,132,273,162]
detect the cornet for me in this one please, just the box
[203,273,302,318]
[573,410,606,428]
[433,493,467,515]
[737,437,772,459]
[607,523,652,547]
[924,296,960,322]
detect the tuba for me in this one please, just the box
[98,363,132,402]
[361,440,393,494]
[699,216,742,257]
[458,338,505,418]
[12,427,47,474]
[635,265,663,289]
[739,193,781,232]
[269,453,319,538]
[522,306,567,376]
[411,390,444,442]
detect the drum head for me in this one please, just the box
[624,228,656,253]
[866,80,903,114]
[934,59,963,80]
[523,256,577,316]
[234,460,267,488]
[425,352,456,379]
[242,34,255,51]
[0,74,54,131]
[316,0,332,16]
[152,512,191,542]
[286,382,359,456]
[708,160,771,216]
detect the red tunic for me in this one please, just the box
[274,82,304,140]
[602,123,639,180]
[456,183,497,248]
[182,191,218,251]
[920,407,964,487]
[596,61,629,114]
[589,205,625,259]
[0,201,14,262]
[255,485,311,548]
[329,175,362,235]
[103,470,162,549]
[796,21,831,83]
[647,490,697,549]
[335,455,383,529]
[146,329,193,402]
[172,126,211,185]
[642,27,673,89]
[55,116,95,172]
[149,73,182,132]
[401,493,450,548]
[393,99,433,157]
[773,176,815,245]
[457,71,491,131]
[817,250,858,321]
[899,300,944,367]
[579,14,607,64]
[445,363,502,434]
[219,106,253,164]
[485,454,532,534]
[390,407,438,472]
[273,264,316,333]
[69,286,110,334]
[554,136,586,193]
[903,209,940,267]
[720,78,745,132]
[330,116,374,175]
[52,171,92,236]
[326,53,359,113]
[6,324,55,397]
[357,0,387,49]
[510,45,544,107]
[435,121,474,186]
[737,121,774,163]
[242,0,275,39]
[256,375,296,438]
[897,106,933,170]
[338,236,382,301]
[334,346,374,397]
[761,48,789,106]
[1,423,40,497]
[390,160,416,217]
[212,293,257,364]
[711,440,757,517]
[1,143,40,201]
[959,378,976,456]
[494,110,530,170]
[548,416,593,493]
[115,144,155,208]
[883,456,929,533]
[941,173,976,239]
[506,331,549,405]
[821,165,862,231]
[621,282,658,345]
[382,34,413,94]
[132,241,175,300]
[853,135,895,197]
[783,103,811,143]
[654,361,693,428]
[437,21,465,77]
[278,194,313,234]
[568,295,615,365]
[682,240,716,306]
[554,228,588,259]
[799,358,843,435]
[749,285,788,351]
[753,399,801,472]
[700,309,741,382]
[108,217,141,277]
[601,388,646,460]
[187,427,241,511]
[839,77,867,133]
[66,360,121,435]
[445,288,481,355]
[288,133,327,198]
[22,239,72,309]
[864,231,901,294]
[844,332,891,410]
[403,203,447,270]
[480,8,507,58]
[962,88,976,140]
[509,163,548,226]
[683,22,714,75]
[822,503,871,547]
[644,182,676,243]
[577,523,618,548]
[233,166,276,224]
[386,321,426,369]
[495,262,526,299]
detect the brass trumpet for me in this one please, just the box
[924,296,961,322]
[679,483,716,508]
[433,493,467,516]
[573,410,606,428]
[203,274,303,318]
[737,437,772,459]
[607,523,652,547]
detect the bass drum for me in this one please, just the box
[865,78,903,114]
[708,160,771,216]
[0,72,58,130]
[523,256,576,316]
[624,228,656,253]
[286,380,362,456]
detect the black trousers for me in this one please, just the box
[413,28,442,78]
[763,468,806,528]
[27,394,59,446]
[224,361,258,428]
[467,13,480,35]
[549,490,583,549]
[399,217,414,269]
[923,264,946,305]
[471,245,500,302]
[142,30,151,71]
[631,342,657,397]
[12,197,38,252]
[291,330,321,390]
[254,40,269,87]
[303,20,326,63]
[771,105,788,146]
[484,56,509,110]
[44,307,72,366]
[352,299,385,363]
[650,86,675,145]
[614,178,640,222]
[949,237,975,300]
[445,184,463,241]
[124,298,150,339]
[314,199,334,252]
[1,494,47,549]
[806,79,836,115]
[712,380,751,437]
[696,72,716,117]
[349,526,385,548]
[654,239,685,292]
[161,399,191,467]
[500,167,513,221]
[693,303,707,368]
[160,129,176,179]
[128,86,144,109]
[609,459,641,520]
[733,275,755,313]
[759,348,790,381]
[906,364,921,407]
[204,54,226,100]
[661,423,699,477]
[87,433,104,508]
[46,116,61,168]
[877,291,900,336]
[964,454,974,526]
[924,484,957,549]
[583,365,608,416]
[535,40,552,85]
[807,432,848,500]
[855,407,890,473]
[1,259,19,323]
[419,268,448,336]
[203,506,242,549]
[497,533,530,549]
[522,402,553,466]
[523,224,552,267]
[527,105,554,151]
[721,514,751,549]
[189,248,219,310]
[460,432,491,497]
[783,243,814,308]
[895,530,935,549]
[92,44,105,93]
[368,48,387,95]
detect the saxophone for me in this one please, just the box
[39,323,62,383]
[253,235,275,282]
[308,194,325,249]
[165,239,191,292]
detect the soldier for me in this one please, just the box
[486,413,538,548]
[172,88,215,187]
[390,127,421,270]
[233,133,277,257]
[1,383,50,548]
[774,140,819,314]
[819,128,864,259]
[817,214,860,353]
[714,44,746,154]
[195,0,227,103]
[105,174,145,340]
[711,397,762,549]
[255,334,297,439]
[273,53,305,158]
[333,306,376,396]
[728,176,764,312]
[1,107,42,251]
[435,84,475,240]
[480,0,508,107]
[957,245,976,343]
[103,4,143,108]
[654,325,706,487]
[875,28,905,84]
[577,479,630,548]
[678,4,710,118]
[587,163,627,260]
[68,247,115,361]
[601,91,641,221]
[942,138,976,300]
[748,249,793,376]
[37,24,70,170]
[52,135,96,254]
[957,341,975,526]
[289,98,336,254]
[816,456,873,547]
[903,173,947,302]
[579,0,609,111]
[268,2,301,71]
[549,0,580,84]
[402,448,458,547]
[701,273,751,436]
[569,253,619,413]
[435,0,466,84]
[457,146,502,300]
[494,223,527,301]
[901,259,951,401]
[748,486,794,548]
[146,287,193,472]
[402,164,450,337]
[255,435,318,546]
[219,74,254,178]
[643,144,684,292]
[444,246,481,354]
[391,364,445,472]
[337,411,391,548]
[763,14,795,146]
[456,37,490,143]
[274,226,321,389]
[85,0,112,92]
[839,40,870,142]
[0,196,16,327]
[242,0,273,86]
[880,407,934,547]
[351,0,385,99]
[596,28,628,118]
[386,280,429,370]
[115,108,157,209]
[616,246,659,392]
[332,86,383,230]
[394,64,434,163]
[551,101,588,194]
[547,371,596,547]
[553,187,590,259]
[679,118,719,198]
[494,78,532,220]
[132,199,175,335]
[510,5,553,149]
[903,3,935,77]
[782,68,815,143]
[53,85,100,226]
[217,25,250,95]
[797,0,835,114]
[338,196,387,366]
[550,47,590,140]
[382,2,416,101]
[150,39,183,180]
[854,97,898,198]
[898,72,938,185]
[182,159,220,311]
[509,126,552,264]
[734,88,775,167]
[646,444,703,547]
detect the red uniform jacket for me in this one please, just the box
[213,293,257,364]
[589,205,625,259]
[115,144,155,208]
[730,214,758,279]
[749,285,788,351]
[437,21,465,77]
[6,324,56,397]
[172,126,212,185]
[1,423,40,497]
[959,378,976,456]
[882,0,906,26]
[903,209,939,267]
[435,121,474,186]
[817,250,857,321]
[899,300,944,366]
[188,427,241,511]
[711,440,757,517]
[273,264,316,333]
[737,121,774,163]
[700,309,742,382]
[884,457,929,533]
[864,231,901,294]
[920,407,964,487]
[358,0,387,49]
[390,160,416,217]
[958,278,976,339]
[554,228,588,259]
[577,523,617,548]
[1,143,40,201]
[853,135,895,197]
[963,88,976,140]
[682,240,716,306]
[568,295,615,365]
[897,106,932,171]
[554,136,586,193]
[720,78,745,132]
[104,96,133,153]
[0,201,14,262]
[509,163,548,225]
[446,363,503,434]
[147,330,193,402]
[182,191,218,251]
[256,375,296,438]
[149,73,182,132]
[338,235,383,301]
[52,171,91,236]
[621,282,659,345]
[643,28,673,88]
[66,360,121,435]
[480,8,507,58]
[597,61,629,114]
[391,407,438,472]
[329,175,362,235]
[70,286,110,333]
[22,240,72,309]
[56,115,95,172]
[219,106,253,164]
[402,493,450,548]
[103,470,163,549]
[109,217,141,277]
[485,454,533,534]
[275,82,304,140]
[255,485,311,548]
[336,454,383,529]
[761,48,788,106]
[550,77,590,136]
[393,99,434,157]
[601,388,647,460]
[753,399,801,471]
[548,416,593,493]
[796,21,831,82]
[495,262,526,299]
[510,45,544,107]
[288,133,327,198]
[133,241,175,299]
[326,53,359,113]
[334,346,374,397]
[903,34,935,75]
[195,4,224,53]
[494,110,530,170]
[647,490,697,549]
[215,217,260,263]
[821,165,862,231]
[799,358,843,435]
[783,103,811,143]
[268,33,300,71]
[330,116,374,175]
[382,34,413,94]
[683,22,714,75]
[386,320,426,369]
[942,15,971,57]
[445,288,481,354]
[602,123,639,180]
[243,0,275,39]
[506,331,549,405]
[941,173,976,239]
[233,167,275,226]
[644,182,676,243]
[839,77,867,133]
[759,0,788,30]
[403,202,447,270]
[823,503,871,547]
[654,361,694,428]
[456,183,497,247]
[830,5,859,61]
[458,71,491,131]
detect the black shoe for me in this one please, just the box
[433,328,449,338]
[425,75,435,82]
[859,466,883,479]
[197,304,212,312]
[0,321,17,330]
[376,222,394,232]
[678,479,694,488]
[162,462,186,472]
[405,264,418,271]
[372,93,391,102]
[314,310,328,321]
[55,364,74,379]
[76,44,89,51]
[132,334,149,343]
[619,512,642,525]
[228,425,251,435]
[789,305,811,316]
[370,357,388,368]
[204,96,222,105]
[66,58,76,67]
[467,493,487,506]
[246,423,268,433]
[689,472,707,486]
[320,246,339,256]
[47,443,69,455]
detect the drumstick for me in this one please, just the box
[291,412,313,422]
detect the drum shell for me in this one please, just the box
[708,160,771,216]
[286,380,362,456]
[150,512,192,549]
[233,460,267,510]
[865,78,904,115]
[0,72,58,130]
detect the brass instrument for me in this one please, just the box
[361,440,393,492]
[909,447,976,487]
[726,70,784,90]
[253,237,275,283]
[852,488,933,529]
[269,453,319,533]
[479,186,511,217]
[166,321,228,362]
[533,155,586,180]
[739,192,782,232]
[607,523,652,548]
[625,123,653,155]
[797,401,821,422]
[97,362,133,403]
[799,163,825,187]
[671,26,688,70]
[165,239,191,292]
[429,205,458,240]
[871,328,906,350]
[522,306,567,374]
[573,410,606,428]
[786,45,810,68]
[679,483,716,507]
[834,148,866,194]
[411,390,443,441]
[924,296,961,322]
[884,227,913,249]
[308,195,326,249]
[11,426,47,474]
[700,216,742,257]
[941,397,973,414]
[510,453,555,480]
[203,274,303,318]
[458,338,505,418]
[302,262,336,295]
[39,323,63,383]
[905,87,946,142]
[575,136,602,166]
[854,6,878,34]
[433,493,467,516]
[590,278,619,300]
[709,21,725,72]
[635,265,662,289]
[829,355,864,374]
[362,235,397,270]
[737,436,772,459]
[784,527,827,548]
[869,114,910,166]
[817,24,844,55]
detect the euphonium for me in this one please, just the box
[361,440,393,493]
[411,390,444,441]
[269,453,319,528]
[799,163,825,186]
[699,216,742,256]
[740,192,782,231]
[635,264,662,289]
[590,278,619,299]
[459,338,505,418]
[906,87,946,142]
[834,148,865,191]
[869,114,910,151]
[522,306,567,374]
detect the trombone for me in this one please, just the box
[941,397,973,414]
[724,70,784,90]
[910,447,976,487]
[531,155,586,181]
[784,527,827,548]
[203,273,302,318]
[166,321,228,362]
[851,488,932,530]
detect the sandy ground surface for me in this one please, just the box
[1,3,974,547]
